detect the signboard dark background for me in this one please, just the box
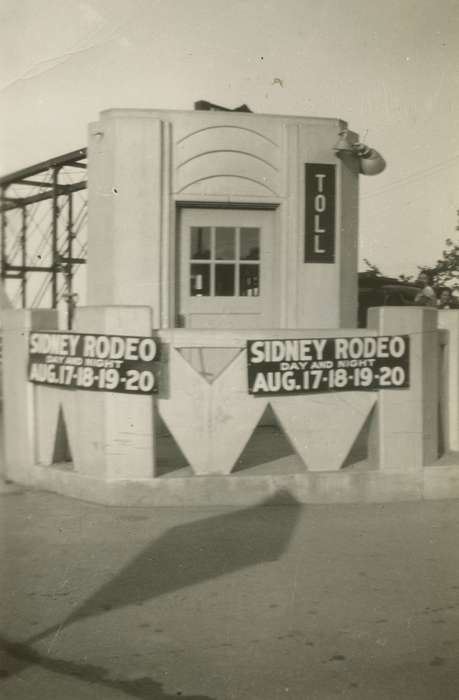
[247,335,410,396]
[304,163,336,263]
[28,332,159,394]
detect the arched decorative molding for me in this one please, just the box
[177,174,278,196]
[176,124,280,147]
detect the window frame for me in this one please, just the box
[189,225,260,298]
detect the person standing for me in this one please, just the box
[437,288,454,309]
[414,271,437,307]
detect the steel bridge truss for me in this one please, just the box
[0,148,88,327]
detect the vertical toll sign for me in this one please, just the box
[304,163,336,263]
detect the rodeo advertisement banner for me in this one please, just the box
[28,331,159,394]
[247,335,410,396]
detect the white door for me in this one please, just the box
[178,208,276,329]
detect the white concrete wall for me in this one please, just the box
[1,305,445,483]
[1,309,57,483]
[36,306,156,480]
[1,304,455,505]
[86,109,359,331]
[87,116,163,325]
[368,307,439,470]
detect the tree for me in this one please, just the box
[362,236,459,292]
[362,259,382,277]
[421,238,459,292]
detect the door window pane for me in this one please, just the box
[215,264,235,296]
[215,227,235,260]
[240,228,260,260]
[191,227,211,259]
[190,263,210,296]
[188,222,262,299]
[240,264,260,296]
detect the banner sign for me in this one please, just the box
[304,163,336,263]
[28,332,159,394]
[247,335,410,396]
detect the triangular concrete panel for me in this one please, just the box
[177,347,242,383]
[342,404,376,469]
[35,390,63,465]
[52,405,73,465]
[155,415,191,477]
[158,349,268,474]
[158,349,215,473]
[233,404,305,475]
[271,392,377,472]
[35,389,79,467]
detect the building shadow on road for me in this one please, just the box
[0,636,215,699]
[31,490,301,642]
[2,490,301,699]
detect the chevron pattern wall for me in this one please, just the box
[157,348,377,475]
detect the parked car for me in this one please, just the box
[358,274,421,328]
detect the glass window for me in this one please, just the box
[190,263,210,296]
[191,227,211,259]
[188,224,261,298]
[215,264,235,296]
[240,264,260,296]
[215,227,235,260]
[240,228,260,260]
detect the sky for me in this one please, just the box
[1,0,458,277]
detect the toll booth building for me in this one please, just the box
[87,108,360,331]
[10,108,456,506]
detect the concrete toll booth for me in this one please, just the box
[5,106,458,507]
[87,108,363,330]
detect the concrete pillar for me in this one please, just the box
[438,310,459,451]
[72,305,156,480]
[1,308,57,483]
[368,307,439,471]
[86,112,164,327]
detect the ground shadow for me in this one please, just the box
[4,491,300,697]
[0,636,215,700]
[20,490,300,649]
